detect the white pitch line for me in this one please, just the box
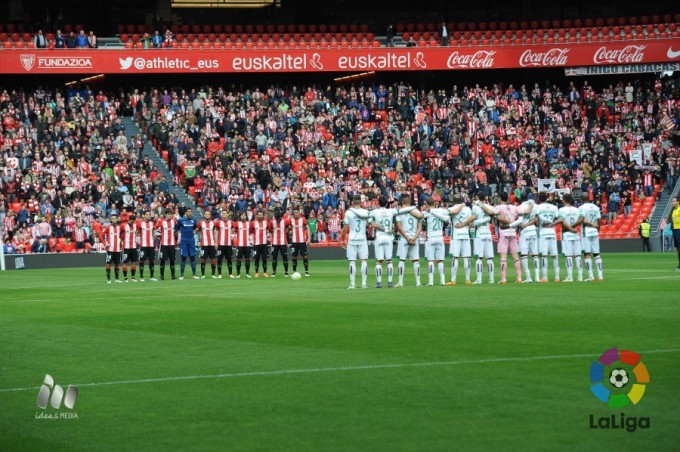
[1,348,678,394]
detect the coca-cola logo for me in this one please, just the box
[593,45,646,64]
[519,48,570,67]
[446,50,496,69]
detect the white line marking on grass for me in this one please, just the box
[1,348,678,393]
[621,276,680,280]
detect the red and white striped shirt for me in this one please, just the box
[73,227,87,243]
[138,220,155,247]
[329,217,341,233]
[251,220,269,246]
[122,223,138,249]
[104,224,122,252]
[270,218,289,245]
[199,219,216,246]
[236,220,251,247]
[157,219,177,246]
[217,219,234,246]
[290,217,307,243]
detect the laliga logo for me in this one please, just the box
[519,48,570,67]
[593,45,646,64]
[446,50,496,69]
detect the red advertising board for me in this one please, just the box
[1,40,679,74]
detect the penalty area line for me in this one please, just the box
[1,348,679,393]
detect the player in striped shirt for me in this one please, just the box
[251,210,270,277]
[138,210,157,281]
[198,210,218,279]
[290,207,310,276]
[122,214,139,282]
[216,210,235,279]
[235,211,252,278]
[157,210,177,280]
[269,208,290,277]
[103,215,123,283]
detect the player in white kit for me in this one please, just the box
[368,197,398,288]
[535,192,561,282]
[445,194,475,285]
[407,197,448,286]
[342,196,386,289]
[574,192,604,281]
[394,195,423,287]
[471,192,496,284]
[558,193,583,282]
[510,192,539,283]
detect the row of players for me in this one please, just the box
[341,191,605,288]
[101,207,311,282]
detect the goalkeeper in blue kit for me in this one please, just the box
[175,207,199,280]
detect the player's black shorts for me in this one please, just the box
[271,244,288,258]
[200,246,217,259]
[217,245,233,260]
[291,242,308,257]
[253,244,269,258]
[159,245,176,262]
[237,246,252,259]
[106,251,122,265]
[673,229,680,248]
[123,248,138,263]
[139,246,155,262]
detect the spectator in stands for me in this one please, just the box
[3,238,16,254]
[34,30,47,49]
[32,216,52,253]
[141,33,152,49]
[663,221,674,251]
[386,24,394,47]
[152,30,163,48]
[440,21,449,46]
[164,30,174,48]
[54,30,65,48]
[76,30,88,48]
[65,31,77,48]
[87,31,98,48]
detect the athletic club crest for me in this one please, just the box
[20,54,35,71]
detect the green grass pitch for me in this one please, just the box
[1,253,679,451]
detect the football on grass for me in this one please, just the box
[291,272,302,281]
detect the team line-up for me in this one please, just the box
[99,191,604,286]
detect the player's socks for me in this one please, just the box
[541,257,548,280]
[376,263,383,284]
[149,263,154,279]
[271,260,277,274]
[533,256,540,281]
[574,256,582,280]
[361,261,368,287]
[463,258,471,282]
[180,259,186,277]
[553,257,560,280]
[131,265,136,278]
[122,265,128,279]
[245,259,250,275]
[565,256,573,280]
[500,258,507,281]
[261,259,267,274]
[513,259,522,281]
[114,266,120,280]
[438,261,446,285]
[413,261,421,285]
[170,264,176,279]
[190,259,197,276]
[585,257,593,279]
[387,261,393,284]
[595,255,603,279]
[292,258,298,272]
[139,262,145,279]
[160,263,165,279]
[106,265,111,281]
[211,259,217,276]
[521,256,530,281]
[451,258,458,283]
[487,259,494,283]
[283,259,288,275]
[303,257,309,272]
[201,259,206,276]
[398,260,405,285]
[349,261,356,287]
[217,262,222,276]
[428,261,434,285]
[475,258,483,283]
[236,259,241,276]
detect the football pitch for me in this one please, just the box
[1,252,679,451]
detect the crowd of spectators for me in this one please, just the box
[1,75,679,254]
[33,29,98,49]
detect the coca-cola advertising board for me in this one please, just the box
[1,39,678,74]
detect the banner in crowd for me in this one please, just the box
[1,39,679,74]
[565,61,680,76]
[537,179,557,193]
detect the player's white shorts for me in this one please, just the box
[397,239,420,260]
[539,236,558,256]
[474,237,494,259]
[581,236,600,254]
[425,240,445,261]
[347,242,369,261]
[561,239,582,256]
[374,238,394,261]
[449,238,471,257]
[519,235,538,255]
